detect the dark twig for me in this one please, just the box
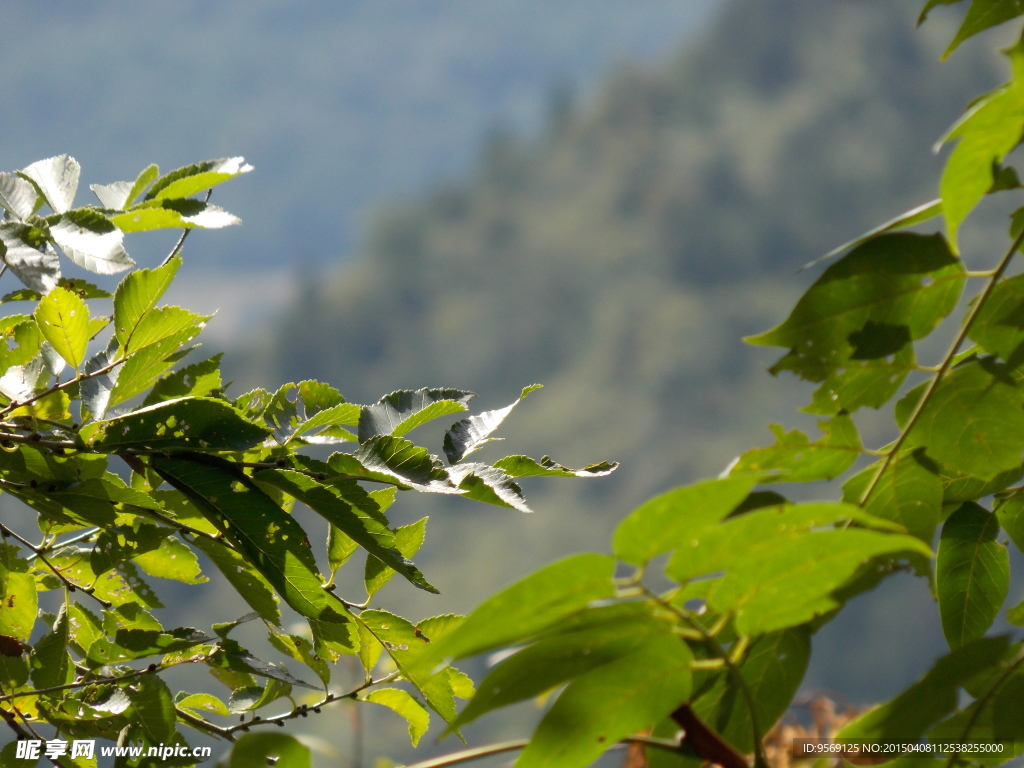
[162,189,213,267]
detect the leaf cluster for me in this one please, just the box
[0,156,614,766]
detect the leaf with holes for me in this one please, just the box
[34,286,90,369]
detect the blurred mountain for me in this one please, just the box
[244,5,1007,751]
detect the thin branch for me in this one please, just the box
[0,356,122,419]
[858,226,1024,507]
[0,659,199,705]
[162,189,212,267]
[643,586,764,768]
[0,524,111,609]
[28,527,100,561]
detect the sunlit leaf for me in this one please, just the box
[363,688,430,747]
[144,157,253,202]
[359,387,475,443]
[443,384,540,463]
[19,155,79,214]
[34,286,90,369]
[50,208,134,274]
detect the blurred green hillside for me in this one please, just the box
[238,2,1007,749]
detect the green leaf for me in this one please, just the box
[268,629,330,687]
[190,536,280,625]
[125,673,176,744]
[804,342,916,416]
[143,354,223,405]
[692,629,810,753]
[88,627,211,665]
[49,209,134,274]
[359,387,475,442]
[943,0,1024,57]
[448,462,532,512]
[362,688,430,747]
[228,733,310,768]
[728,415,862,482]
[996,494,1024,553]
[800,198,942,271]
[112,198,242,232]
[614,475,758,566]
[126,163,160,207]
[0,171,39,219]
[90,397,271,452]
[940,55,1024,246]
[709,528,932,635]
[450,607,676,731]
[210,638,316,689]
[443,384,541,462]
[90,522,167,577]
[412,554,617,676]
[30,606,73,689]
[365,517,428,597]
[0,544,37,642]
[936,502,1009,649]
[0,235,60,294]
[144,157,253,202]
[748,233,964,383]
[113,255,181,347]
[333,435,458,493]
[839,636,1010,741]
[905,359,1024,480]
[151,454,356,652]
[107,331,204,406]
[134,535,207,584]
[176,692,230,717]
[517,634,693,768]
[19,155,79,214]
[255,469,437,593]
[491,454,619,478]
[969,273,1024,366]
[358,609,465,730]
[842,450,944,541]
[34,286,90,369]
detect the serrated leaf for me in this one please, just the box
[145,157,253,201]
[90,397,271,452]
[143,354,223,405]
[30,606,72,689]
[443,384,540,463]
[90,522,168,577]
[517,634,692,768]
[448,462,531,513]
[906,359,1024,480]
[614,475,758,566]
[937,502,1009,649]
[89,627,211,665]
[125,673,176,744]
[19,155,79,214]
[79,337,120,420]
[113,255,182,347]
[969,273,1024,367]
[748,233,964,382]
[113,198,242,232]
[210,638,316,689]
[268,629,330,687]
[365,517,428,597]
[0,172,39,219]
[412,554,617,676]
[255,469,437,593]
[126,163,160,207]
[359,387,475,443]
[107,332,204,406]
[151,454,356,651]
[492,454,618,478]
[729,415,862,482]
[363,688,430,747]
[334,435,457,493]
[34,286,89,368]
[0,240,60,294]
[50,209,134,274]
[0,544,37,642]
[839,636,1010,742]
